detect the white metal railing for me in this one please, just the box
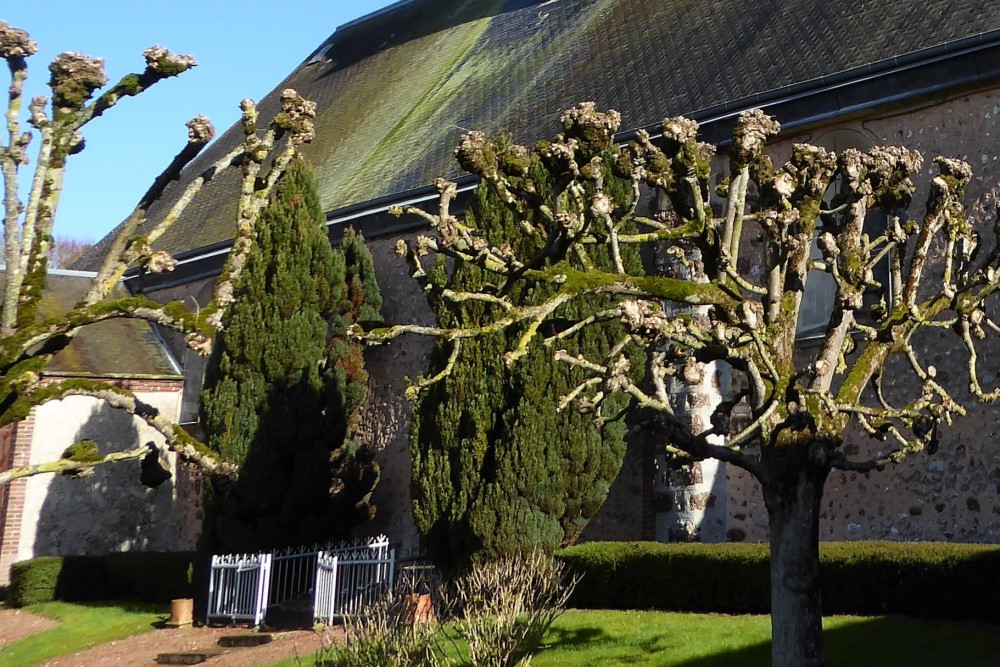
[208,534,393,627]
[269,544,322,608]
[207,552,272,626]
[314,541,395,623]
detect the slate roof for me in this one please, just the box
[77,0,1000,269]
[37,272,181,377]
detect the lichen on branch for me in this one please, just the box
[379,103,1000,485]
[0,21,316,488]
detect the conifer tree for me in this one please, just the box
[200,159,380,553]
[411,138,644,570]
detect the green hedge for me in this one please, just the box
[8,551,195,608]
[558,541,1000,623]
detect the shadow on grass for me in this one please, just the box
[670,617,1000,667]
[543,624,611,649]
[539,615,1000,667]
[542,623,674,665]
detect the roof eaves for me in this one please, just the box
[628,27,1000,146]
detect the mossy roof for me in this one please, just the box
[35,273,181,377]
[77,0,1000,268]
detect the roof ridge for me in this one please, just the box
[337,0,419,32]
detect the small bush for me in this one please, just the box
[324,590,444,667]
[317,552,575,667]
[558,541,1000,623]
[8,557,66,607]
[7,551,194,607]
[449,551,576,667]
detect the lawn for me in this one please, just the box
[276,610,1000,666]
[0,600,167,667]
[534,611,1000,666]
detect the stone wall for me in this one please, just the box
[351,234,435,554]
[725,86,1000,544]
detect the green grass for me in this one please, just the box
[533,611,1000,665]
[0,600,167,667]
[272,611,1000,666]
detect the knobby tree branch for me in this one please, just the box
[0,22,317,486]
[368,101,1000,485]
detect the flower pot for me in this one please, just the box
[167,598,194,627]
[403,593,435,624]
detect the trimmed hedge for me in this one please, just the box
[8,551,195,608]
[558,541,1000,623]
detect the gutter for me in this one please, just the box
[632,27,1000,145]
[124,28,1000,291]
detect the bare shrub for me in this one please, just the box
[316,587,445,667]
[448,551,577,667]
[314,552,574,667]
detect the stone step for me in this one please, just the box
[218,633,274,648]
[155,650,224,665]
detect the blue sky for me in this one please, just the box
[4,1,398,243]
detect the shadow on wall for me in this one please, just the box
[33,402,178,557]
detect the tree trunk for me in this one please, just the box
[762,446,829,667]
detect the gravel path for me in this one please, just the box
[0,608,339,666]
[0,608,60,647]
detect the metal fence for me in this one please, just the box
[207,535,394,627]
[268,544,323,609]
[314,541,396,623]
[206,552,273,626]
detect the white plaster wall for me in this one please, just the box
[15,391,201,563]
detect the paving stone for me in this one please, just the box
[218,633,274,648]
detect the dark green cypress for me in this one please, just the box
[200,159,380,554]
[411,139,645,571]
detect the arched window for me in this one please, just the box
[797,129,879,339]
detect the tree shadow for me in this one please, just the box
[203,369,370,555]
[668,617,1000,667]
[540,621,680,665]
[32,400,181,560]
[542,623,614,650]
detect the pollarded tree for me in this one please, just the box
[369,103,1000,667]
[200,159,380,552]
[0,21,316,485]
[411,144,644,571]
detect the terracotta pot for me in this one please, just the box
[403,593,435,624]
[167,598,194,627]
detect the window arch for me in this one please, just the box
[797,128,879,339]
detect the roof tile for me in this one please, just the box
[77,0,1000,268]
